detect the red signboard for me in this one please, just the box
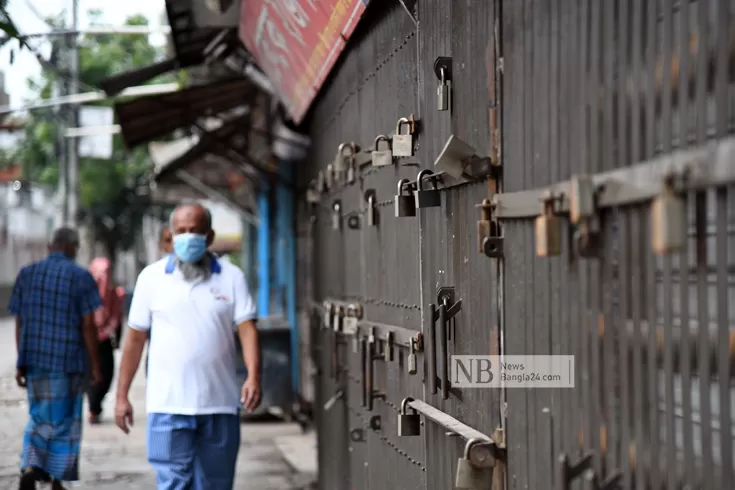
[239,0,370,124]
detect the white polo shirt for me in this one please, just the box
[127,254,257,415]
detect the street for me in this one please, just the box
[0,319,315,489]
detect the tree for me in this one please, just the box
[0,0,31,50]
[13,10,178,260]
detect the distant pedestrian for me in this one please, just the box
[86,257,122,425]
[8,228,103,490]
[115,203,261,490]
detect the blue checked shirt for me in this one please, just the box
[8,252,103,373]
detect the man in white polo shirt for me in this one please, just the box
[114,203,261,490]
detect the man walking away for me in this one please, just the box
[8,228,103,490]
[115,203,261,490]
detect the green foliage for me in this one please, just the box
[13,10,180,258]
[0,0,31,50]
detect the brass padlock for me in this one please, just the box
[332,201,342,230]
[397,397,421,437]
[415,169,441,208]
[455,438,494,489]
[371,135,393,167]
[393,118,413,157]
[366,193,377,227]
[395,179,417,217]
[651,177,685,255]
[335,142,356,173]
[536,192,561,257]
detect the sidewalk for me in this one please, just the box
[0,319,316,489]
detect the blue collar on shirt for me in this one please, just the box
[164,253,222,274]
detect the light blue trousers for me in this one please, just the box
[147,413,241,490]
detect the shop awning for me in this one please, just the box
[114,77,256,149]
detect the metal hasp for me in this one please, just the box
[476,199,503,258]
[365,189,378,227]
[434,56,452,112]
[558,452,593,490]
[363,327,385,411]
[568,174,601,258]
[415,169,442,208]
[332,200,342,230]
[535,191,562,257]
[329,305,345,379]
[392,117,414,157]
[371,135,393,167]
[455,438,494,489]
[407,335,418,374]
[323,388,344,411]
[650,174,686,255]
[395,179,417,217]
[397,397,421,437]
[435,134,501,187]
[428,288,463,399]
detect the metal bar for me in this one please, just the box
[427,304,438,395]
[360,336,367,408]
[407,399,496,445]
[492,137,735,219]
[439,302,448,400]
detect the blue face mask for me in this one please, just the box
[173,233,208,263]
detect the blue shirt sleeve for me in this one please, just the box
[8,266,27,315]
[77,270,103,317]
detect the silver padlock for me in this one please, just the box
[397,397,421,437]
[335,142,356,173]
[651,177,685,255]
[344,305,358,332]
[332,201,342,230]
[535,192,561,257]
[366,193,377,227]
[392,118,413,157]
[395,179,417,217]
[415,169,441,208]
[455,438,494,489]
[407,337,418,375]
[371,135,393,167]
[437,67,450,111]
[323,301,333,329]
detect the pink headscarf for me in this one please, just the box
[89,258,120,341]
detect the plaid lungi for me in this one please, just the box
[21,369,85,482]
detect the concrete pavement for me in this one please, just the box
[0,319,316,489]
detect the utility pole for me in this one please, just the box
[66,0,80,227]
[54,24,68,228]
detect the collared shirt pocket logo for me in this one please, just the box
[209,287,230,303]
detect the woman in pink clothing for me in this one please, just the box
[86,257,122,424]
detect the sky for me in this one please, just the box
[1,0,169,108]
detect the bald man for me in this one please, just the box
[115,203,261,490]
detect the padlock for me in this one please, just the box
[397,397,421,437]
[332,201,342,230]
[651,177,685,255]
[437,67,450,111]
[344,305,358,332]
[393,118,413,157]
[333,305,344,332]
[569,174,595,225]
[323,301,333,329]
[407,337,418,375]
[476,199,494,254]
[455,438,493,489]
[536,192,562,257]
[384,332,394,361]
[335,142,356,173]
[371,135,393,167]
[366,193,377,227]
[395,179,417,217]
[415,169,441,208]
[325,164,334,189]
